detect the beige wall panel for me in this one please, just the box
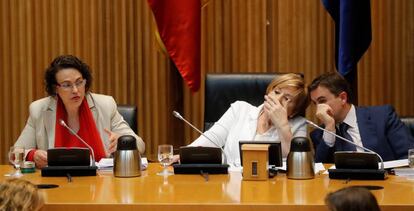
[358,0,414,118]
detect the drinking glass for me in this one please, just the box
[7,146,24,177]
[409,149,414,168]
[157,145,174,176]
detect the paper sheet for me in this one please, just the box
[326,159,409,170]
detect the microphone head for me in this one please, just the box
[172,111,182,119]
[59,119,66,127]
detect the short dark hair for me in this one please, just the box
[308,72,352,103]
[325,187,380,211]
[44,55,92,96]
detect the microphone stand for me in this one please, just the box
[59,119,96,166]
[306,120,384,170]
[41,120,98,177]
[172,111,228,165]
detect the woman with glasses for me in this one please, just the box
[14,55,145,168]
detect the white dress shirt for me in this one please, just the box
[189,101,307,167]
[322,105,363,151]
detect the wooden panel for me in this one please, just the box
[358,0,414,116]
[0,0,178,163]
[183,0,334,142]
[0,0,413,164]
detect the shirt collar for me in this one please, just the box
[249,104,263,120]
[342,104,357,128]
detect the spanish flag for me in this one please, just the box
[148,0,201,92]
[322,0,371,76]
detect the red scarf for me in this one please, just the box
[54,97,106,161]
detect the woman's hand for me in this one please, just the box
[104,128,120,156]
[169,154,180,165]
[263,91,294,157]
[33,150,48,169]
[264,92,290,129]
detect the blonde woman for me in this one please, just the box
[177,73,309,166]
[0,178,43,211]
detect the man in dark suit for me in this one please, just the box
[308,72,414,163]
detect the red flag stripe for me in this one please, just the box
[148,0,201,92]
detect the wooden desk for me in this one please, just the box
[1,164,413,211]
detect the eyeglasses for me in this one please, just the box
[56,79,86,91]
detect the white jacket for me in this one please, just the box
[190,101,306,166]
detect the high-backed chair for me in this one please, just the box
[117,105,138,133]
[400,117,414,138]
[204,73,283,131]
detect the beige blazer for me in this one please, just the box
[15,92,145,156]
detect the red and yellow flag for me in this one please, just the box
[148,0,201,92]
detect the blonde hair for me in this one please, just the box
[265,73,309,117]
[0,178,43,211]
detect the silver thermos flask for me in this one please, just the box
[114,135,141,177]
[287,136,315,179]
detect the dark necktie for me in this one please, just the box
[337,122,356,151]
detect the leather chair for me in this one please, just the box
[204,73,284,131]
[117,105,138,133]
[400,117,414,138]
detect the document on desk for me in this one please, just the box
[323,159,410,174]
[327,159,408,170]
[393,168,414,177]
[383,159,408,169]
[274,162,325,174]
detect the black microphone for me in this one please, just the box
[59,119,96,166]
[172,111,228,164]
[306,120,384,170]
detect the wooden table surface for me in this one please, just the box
[1,164,413,211]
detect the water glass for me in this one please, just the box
[157,144,174,176]
[408,149,414,168]
[7,146,24,177]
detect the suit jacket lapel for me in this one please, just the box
[86,93,103,137]
[44,97,57,148]
[86,93,98,121]
[356,106,375,149]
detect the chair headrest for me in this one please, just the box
[204,73,280,131]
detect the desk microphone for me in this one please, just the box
[59,119,96,166]
[306,120,384,170]
[172,111,228,164]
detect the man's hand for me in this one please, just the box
[169,154,180,165]
[315,104,335,131]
